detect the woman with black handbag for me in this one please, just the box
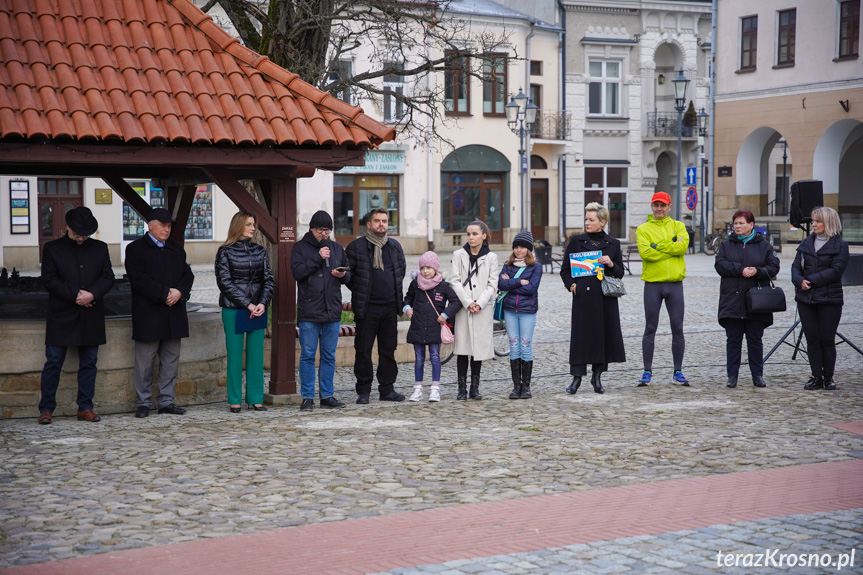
[792,206,850,391]
[714,210,781,388]
[560,202,625,395]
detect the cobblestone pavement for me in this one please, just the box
[1,253,861,572]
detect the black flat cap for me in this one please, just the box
[147,207,174,223]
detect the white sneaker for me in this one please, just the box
[409,386,423,402]
[429,386,441,402]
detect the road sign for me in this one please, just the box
[686,187,697,210]
[686,167,697,186]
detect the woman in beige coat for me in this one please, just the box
[450,220,499,400]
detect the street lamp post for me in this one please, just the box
[697,107,709,253]
[505,88,538,231]
[672,69,690,222]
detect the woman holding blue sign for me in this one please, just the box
[216,211,275,413]
[560,203,626,395]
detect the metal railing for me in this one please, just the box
[646,111,696,139]
[531,110,571,141]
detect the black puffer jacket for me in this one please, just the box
[714,233,781,327]
[346,236,406,318]
[215,239,275,309]
[404,277,461,344]
[290,231,350,323]
[792,234,850,306]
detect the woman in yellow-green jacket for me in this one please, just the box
[634,192,690,387]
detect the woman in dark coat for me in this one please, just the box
[560,202,625,394]
[791,206,850,391]
[714,210,781,388]
[215,212,275,412]
[403,251,461,402]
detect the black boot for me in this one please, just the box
[566,376,581,395]
[726,376,738,388]
[590,370,605,394]
[509,359,522,399]
[752,375,767,388]
[457,377,468,400]
[804,375,824,391]
[469,374,482,400]
[520,360,533,399]
[823,375,836,390]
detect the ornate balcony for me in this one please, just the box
[646,111,697,139]
[531,110,571,141]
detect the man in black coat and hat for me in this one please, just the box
[38,207,114,424]
[125,207,195,418]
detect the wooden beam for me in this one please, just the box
[202,166,277,242]
[0,143,368,169]
[167,185,197,245]
[264,177,298,396]
[102,176,151,219]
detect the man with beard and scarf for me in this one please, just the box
[290,210,350,410]
[346,207,407,404]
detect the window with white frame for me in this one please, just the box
[383,63,406,123]
[587,61,621,117]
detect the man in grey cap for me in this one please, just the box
[38,206,114,424]
[125,207,195,418]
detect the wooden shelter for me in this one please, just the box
[0,0,395,394]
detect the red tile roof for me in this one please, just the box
[0,0,395,148]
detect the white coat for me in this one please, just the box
[449,247,499,360]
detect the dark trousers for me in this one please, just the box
[642,282,685,371]
[570,363,606,376]
[798,303,843,378]
[354,305,398,397]
[724,319,766,377]
[39,345,98,413]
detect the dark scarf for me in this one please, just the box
[462,243,490,285]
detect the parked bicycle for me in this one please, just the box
[441,320,509,365]
[704,221,733,255]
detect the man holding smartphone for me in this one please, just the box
[291,211,350,410]
[635,192,690,387]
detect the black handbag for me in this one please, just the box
[746,280,786,313]
[601,275,626,297]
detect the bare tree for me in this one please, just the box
[200,0,515,149]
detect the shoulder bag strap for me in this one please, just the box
[424,290,442,319]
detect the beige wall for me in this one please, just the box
[713,87,863,223]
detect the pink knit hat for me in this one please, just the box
[418,251,440,271]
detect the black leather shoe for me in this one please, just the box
[804,376,824,391]
[157,404,186,415]
[230,406,241,413]
[456,378,467,400]
[135,406,149,418]
[300,398,314,411]
[823,378,837,390]
[726,376,738,388]
[380,391,405,402]
[469,375,482,400]
[566,377,582,395]
[320,397,346,408]
[590,371,605,394]
[356,395,370,404]
[249,404,268,411]
[752,375,767,388]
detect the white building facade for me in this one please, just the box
[562,0,712,241]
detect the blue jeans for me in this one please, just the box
[298,321,340,399]
[413,343,441,382]
[504,312,537,361]
[39,345,99,413]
